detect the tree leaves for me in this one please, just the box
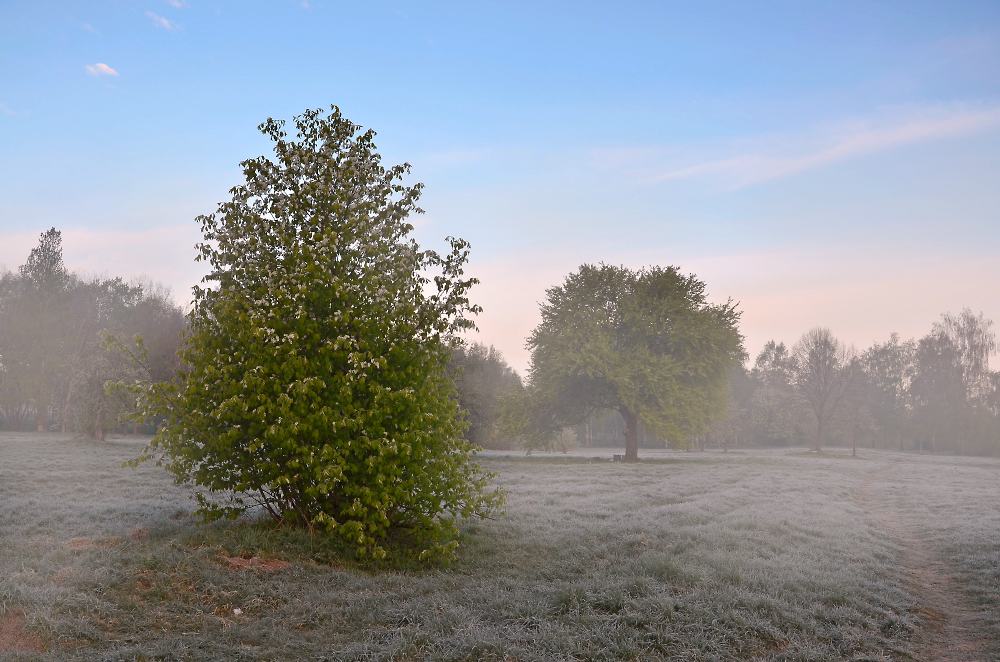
[523,263,745,453]
[124,106,503,560]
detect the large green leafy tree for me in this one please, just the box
[124,107,502,559]
[525,264,745,460]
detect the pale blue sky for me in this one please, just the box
[2,1,999,370]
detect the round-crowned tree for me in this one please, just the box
[128,107,503,559]
[524,264,745,460]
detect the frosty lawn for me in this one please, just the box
[1,432,996,661]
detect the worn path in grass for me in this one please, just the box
[858,461,989,662]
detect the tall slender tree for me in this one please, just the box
[15,228,70,430]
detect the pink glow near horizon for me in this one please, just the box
[466,247,1000,375]
[3,228,996,377]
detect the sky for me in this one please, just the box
[2,1,999,373]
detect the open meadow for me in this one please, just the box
[1,432,998,661]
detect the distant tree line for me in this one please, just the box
[713,311,1000,455]
[7,228,995,460]
[451,299,1000,457]
[0,228,184,438]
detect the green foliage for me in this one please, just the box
[183,518,462,571]
[448,342,522,449]
[522,263,745,452]
[120,106,503,560]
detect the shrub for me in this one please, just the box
[118,107,503,560]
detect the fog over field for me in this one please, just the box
[3,2,1000,660]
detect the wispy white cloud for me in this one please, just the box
[0,103,15,116]
[146,11,180,31]
[85,63,119,76]
[600,105,1000,189]
[164,0,187,7]
[80,23,100,35]
[300,1,311,10]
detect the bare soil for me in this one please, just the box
[859,463,989,661]
[218,554,291,570]
[0,610,43,654]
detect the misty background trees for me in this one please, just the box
[452,303,1000,457]
[448,342,522,449]
[713,310,1000,455]
[4,228,1000,457]
[0,228,184,438]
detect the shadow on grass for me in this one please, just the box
[180,518,479,573]
[484,455,717,466]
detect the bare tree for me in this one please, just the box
[934,308,996,403]
[792,328,857,452]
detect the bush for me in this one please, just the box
[120,107,503,560]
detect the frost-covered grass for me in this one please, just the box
[1,432,998,660]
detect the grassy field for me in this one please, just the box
[1,432,997,661]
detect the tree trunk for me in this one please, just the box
[815,414,825,452]
[620,407,639,462]
[36,404,47,432]
[852,430,857,457]
[62,389,72,433]
[93,405,104,442]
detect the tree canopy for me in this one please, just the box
[123,106,503,560]
[711,308,1000,455]
[449,342,522,449]
[791,327,857,451]
[0,229,183,436]
[523,264,745,460]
